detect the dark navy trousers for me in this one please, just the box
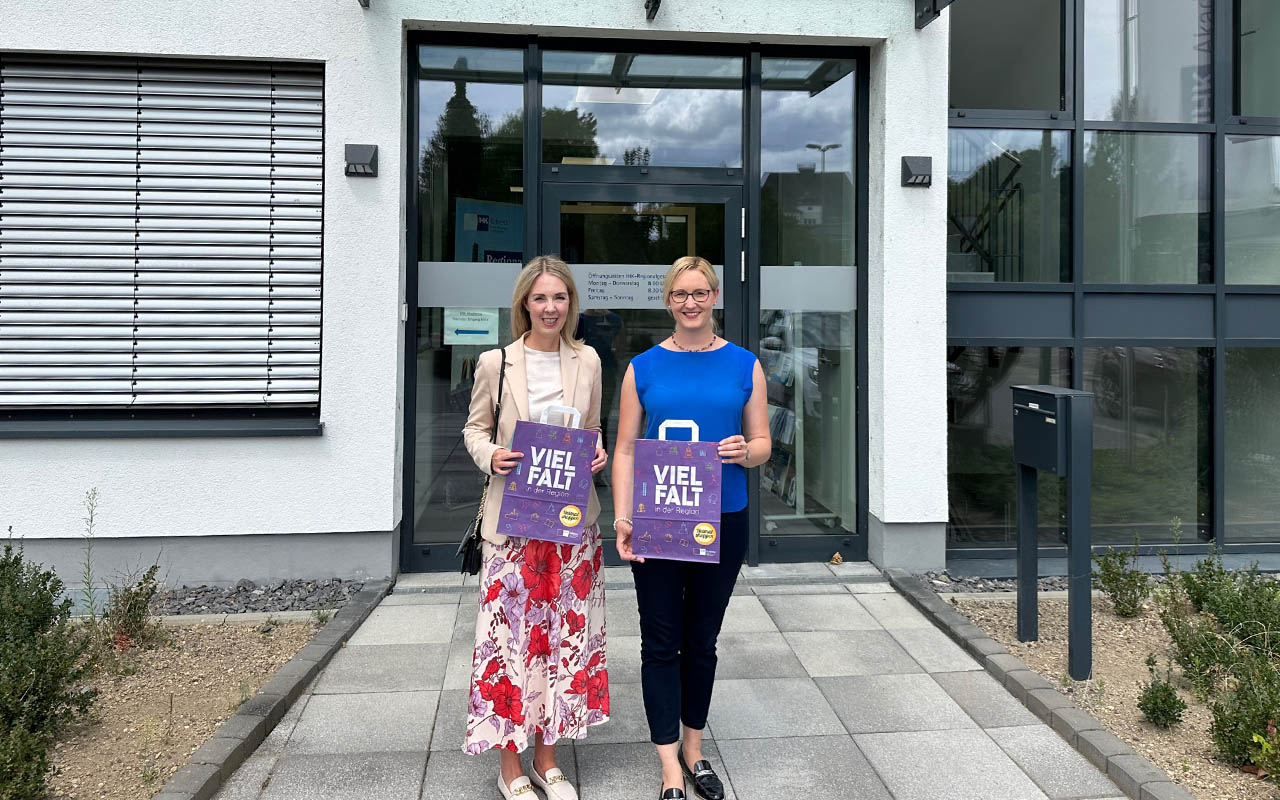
[630,508,749,745]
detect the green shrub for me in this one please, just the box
[1159,602,1237,700]
[1181,547,1231,613]
[1093,537,1151,617]
[1201,567,1280,658]
[1137,653,1187,728]
[1211,652,1280,766]
[103,563,161,651]
[0,536,97,800]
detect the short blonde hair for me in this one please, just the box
[511,255,581,348]
[662,256,719,319]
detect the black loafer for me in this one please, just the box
[660,788,687,800]
[678,747,725,800]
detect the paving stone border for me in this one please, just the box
[884,568,1197,800]
[149,578,392,800]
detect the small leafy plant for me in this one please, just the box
[1253,724,1280,785]
[1137,653,1186,728]
[1093,535,1151,617]
[103,563,161,652]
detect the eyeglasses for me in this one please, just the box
[669,289,713,303]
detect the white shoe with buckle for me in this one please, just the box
[498,775,537,800]
[530,766,578,800]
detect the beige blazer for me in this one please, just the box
[463,338,603,546]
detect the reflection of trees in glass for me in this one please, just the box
[418,62,523,262]
[541,107,601,164]
[1087,348,1211,542]
[946,132,1068,281]
[946,347,1067,546]
[761,172,853,266]
[1082,130,1209,283]
[1225,349,1280,535]
[417,74,606,261]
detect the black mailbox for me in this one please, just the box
[1011,384,1094,680]
[1012,386,1067,474]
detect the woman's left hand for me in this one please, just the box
[718,435,750,466]
[591,447,609,474]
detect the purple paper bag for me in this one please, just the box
[497,412,596,545]
[632,420,723,563]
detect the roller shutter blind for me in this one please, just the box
[0,54,323,408]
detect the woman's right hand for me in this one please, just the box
[491,448,524,475]
[615,520,644,563]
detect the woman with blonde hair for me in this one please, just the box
[462,255,610,800]
[611,256,771,800]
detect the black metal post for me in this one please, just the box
[1065,393,1093,680]
[1016,462,1039,642]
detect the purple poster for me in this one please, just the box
[632,434,723,563]
[497,419,596,545]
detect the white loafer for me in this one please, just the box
[530,767,579,800]
[498,775,537,799]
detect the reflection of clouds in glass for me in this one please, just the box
[418,45,523,75]
[760,75,854,176]
[544,51,741,82]
[1083,0,1212,122]
[543,85,742,167]
[1083,0,1121,120]
[418,80,524,140]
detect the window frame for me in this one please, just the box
[0,53,326,438]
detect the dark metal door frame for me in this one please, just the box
[541,182,751,565]
[402,33,871,572]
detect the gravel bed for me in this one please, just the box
[150,577,364,616]
[926,569,1279,593]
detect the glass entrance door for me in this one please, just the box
[542,183,744,554]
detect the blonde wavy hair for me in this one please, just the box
[511,255,582,349]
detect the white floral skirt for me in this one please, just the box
[463,524,609,754]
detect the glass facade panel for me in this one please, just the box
[1225,348,1280,543]
[947,347,1071,547]
[947,129,1071,283]
[558,200,728,529]
[413,45,526,547]
[759,57,857,536]
[1238,0,1280,118]
[542,51,743,167]
[1086,347,1211,545]
[1225,134,1280,284]
[1083,0,1212,123]
[1083,132,1210,284]
[949,0,1063,111]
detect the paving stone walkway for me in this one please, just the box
[213,563,1124,800]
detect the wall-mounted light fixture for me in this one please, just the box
[356,0,369,8]
[901,156,932,187]
[645,0,661,21]
[345,144,378,177]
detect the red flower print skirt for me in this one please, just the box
[464,524,609,754]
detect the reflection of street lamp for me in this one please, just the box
[806,142,840,172]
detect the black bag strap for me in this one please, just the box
[490,350,507,445]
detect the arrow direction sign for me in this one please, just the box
[443,308,499,345]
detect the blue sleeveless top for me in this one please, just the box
[631,342,758,513]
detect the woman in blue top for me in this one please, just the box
[611,256,770,800]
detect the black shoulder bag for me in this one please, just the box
[456,352,507,575]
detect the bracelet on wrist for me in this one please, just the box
[613,517,634,528]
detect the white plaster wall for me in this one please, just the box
[865,16,951,531]
[0,0,949,554]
